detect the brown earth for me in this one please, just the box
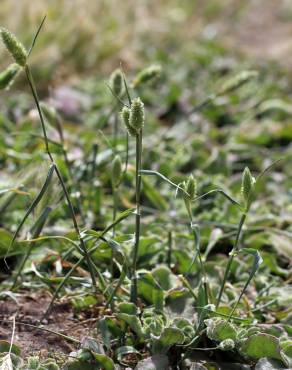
[0,291,102,358]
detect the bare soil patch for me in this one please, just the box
[0,291,101,358]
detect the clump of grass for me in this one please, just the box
[0,21,97,291]
[0,15,289,370]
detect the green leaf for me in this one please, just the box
[0,229,22,258]
[240,333,282,361]
[0,340,21,355]
[117,302,138,315]
[91,352,115,370]
[152,265,174,290]
[65,359,100,370]
[172,317,195,340]
[228,248,263,319]
[5,164,55,261]
[97,319,111,351]
[205,319,237,341]
[261,252,289,277]
[116,313,145,338]
[68,343,115,370]
[280,339,292,358]
[151,327,185,354]
[142,176,168,210]
[138,272,164,310]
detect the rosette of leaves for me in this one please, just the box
[204,319,292,367]
[25,356,59,370]
[65,337,115,370]
[116,304,188,354]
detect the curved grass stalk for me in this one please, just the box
[53,113,85,224]
[12,206,52,289]
[24,63,97,292]
[41,210,133,320]
[40,242,102,322]
[215,161,281,309]
[1,319,80,344]
[105,264,127,308]
[185,204,209,307]
[4,164,55,269]
[215,213,246,308]
[140,170,241,207]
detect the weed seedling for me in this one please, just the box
[216,167,255,308]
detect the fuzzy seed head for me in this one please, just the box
[129,97,145,132]
[219,339,235,351]
[220,70,258,95]
[111,155,122,187]
[121,106,137,136]
[184,174,197,200]
[0,27,27,67]
[132,64,161,88]
[0,63,20,90]
[241,167,255,205]
[109,68,124,97]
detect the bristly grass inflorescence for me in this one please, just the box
[0,63,20,90]
[0,27,27,66]
[109,68,124,98]
[129,97,145,132]
[132,64,161,88]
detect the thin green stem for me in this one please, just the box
[25,65,53,162]
[59,130,85,224]
[131,131,142,303]
[110,187,118,279]
[122,133,129,178]
[113,113,119,153]
[216,213,247,308]
[7,320,80,344]
[112,188,118,237]
[106,264,127,308]
[184,197,208,310]
[53,165,97,290]
[167,230,173,268]
[28,15,47,57]
[25,64,97,292]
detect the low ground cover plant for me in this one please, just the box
[0,19,291,370]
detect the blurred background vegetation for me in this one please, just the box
[1,0,292,86]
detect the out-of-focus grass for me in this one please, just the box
[0,0,239,83]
